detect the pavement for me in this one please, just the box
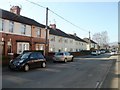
[101,55,120,89]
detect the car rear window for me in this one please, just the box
[55,52,64,55]
[37,53,44,59]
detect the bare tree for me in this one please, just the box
[92,31,109,49]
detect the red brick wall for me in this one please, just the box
[1,32,48,56]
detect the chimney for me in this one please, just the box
[74,33,77,36]
[10,6,21,15]
[49,24,56,30]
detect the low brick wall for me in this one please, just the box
[46,50,91,62]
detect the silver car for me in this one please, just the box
[53,52,74,63]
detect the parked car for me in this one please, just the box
[97,50,101,55]
[91,50,100,55]
[53,52,74,63]
[100,50,106,54]
[9,51,46,72]
[110,50,117,55]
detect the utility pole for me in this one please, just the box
[89,31,91,50]
[46,7,48,44]
[45,7,48,55]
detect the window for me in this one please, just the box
[0,19,4,31]
[55,52,64,56]
[50,48,53,52]
[64,38,68,43]
[36,44,39,50]
[2,19,4,31]
[36,27,41,37]
[18,43,22,54]
[70,48,73,52]
[37,53,44,59]
[17,42,29,54]
[9,21,14,33]
[50,36,55,42]
[81,43,83,45]
[65,52,70,56]
[70,40,73,43]
[30,53,38,59]
[35,44,44,50]
[58,37,62,43]
[21,24,26,34]
[0,20,1,31]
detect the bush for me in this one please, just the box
[23,50,44,55]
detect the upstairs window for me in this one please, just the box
[36,27,41,37]
[9,21,14,33]
[70,40,73,43]
[21,24,26,35]
[0,19,4,31]
[64,38,68,43]
[58,37,62,43]
[2,19,4,31]
[50,36,55,42]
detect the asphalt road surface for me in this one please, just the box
[2,54,114,88]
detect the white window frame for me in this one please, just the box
[17,42,29,54]
[9,21,14,33]
[21,24,26,35]
[36,27,41,37]
[2,19,4,31]
[0,19,4,31]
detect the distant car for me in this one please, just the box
[9,51,46,72]
[110,51,117,55]
[91,50,100,55]
[100,50,106,54]
[97,50,101,55]
[53,52,74,63]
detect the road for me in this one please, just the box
[2,53,115,88]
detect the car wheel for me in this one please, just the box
[41,62,46,68]
[64,59,67,63]
[24,64,29,72]
[53,61,56,63]
[71,57,74,62]
[8,65,13,71]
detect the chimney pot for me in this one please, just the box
[49,24,56,30]
[10,6,21,15]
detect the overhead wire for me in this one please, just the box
[49,9,89,33]
[25,0,46,9]
[25,0,90,33]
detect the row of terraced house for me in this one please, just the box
[0,6,98,57]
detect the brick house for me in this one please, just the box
[0,6,49,56]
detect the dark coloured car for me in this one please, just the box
[9,52,46,72]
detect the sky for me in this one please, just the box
[0,0,118,43]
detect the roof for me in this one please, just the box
[49,28,71,38]
[49,28,87,43]
[83,38,97,44]
[68,34,87,43]
[0,9,45,28]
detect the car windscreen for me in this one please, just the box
[17,52,31,59]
